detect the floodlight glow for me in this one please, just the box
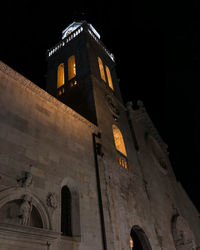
[88,24,100,39]
[62,21,101,40]
[62,22,82,39]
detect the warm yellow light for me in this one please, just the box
[68,55,76,80]
[112,124,127,157]
[70,80,77,87]
[105,65,114,90]
[98,57,106,82]
[119,156,128,168]
[130,237,134,248]
[57,63,65,88]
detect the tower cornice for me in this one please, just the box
[47,21,115,62]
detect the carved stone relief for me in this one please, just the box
[17,171,33,188]
[47,193,58,209]
[0,194,43,228]
[19,194,33,226]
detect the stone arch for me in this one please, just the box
[0,188,51,229]
[171,215,196,250]
[60,177,81,239]
[130,225,152,250]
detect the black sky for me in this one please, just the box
[1,0,200,211]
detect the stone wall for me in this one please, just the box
[0,60,200,250]
[126,102,200,250]
[0,61,102,250]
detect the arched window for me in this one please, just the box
[98,57,106,82]
[105,65,114,90]
[57,63,65,88]
[130,236,134,248]
[112,125,127,157]
[68,55,76,81]
[130,231,143,250]
[61,186,72,236]
[130,226,152,250]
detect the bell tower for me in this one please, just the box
[46,21,123,125]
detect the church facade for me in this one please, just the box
[0,21,199,250]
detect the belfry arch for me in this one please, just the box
[130,225,152,250]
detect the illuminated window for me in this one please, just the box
[57,63,65,88]
[119,156,128,169]
[58,87,65,96]
[68,55,76,81]
[98,57,106,82]
[69,80,77,87]
[130,236,134,248]
[112,124,127,157]
[130,226,152,250]
[105,65,114,90]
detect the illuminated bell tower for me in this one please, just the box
[46,21,123,125]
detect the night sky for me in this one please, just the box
[1,1,200,211]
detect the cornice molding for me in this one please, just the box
[0,61,98,132]
[0,223,59,244]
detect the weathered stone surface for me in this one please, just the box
[0,22,200,250]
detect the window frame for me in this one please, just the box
[57,63,65,89]
[68,55,76,81]
[61,186,72,236]
[112,124,128,169]
[98,57,106,82]
[105,65,114,90]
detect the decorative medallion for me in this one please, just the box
[47,193,58,209]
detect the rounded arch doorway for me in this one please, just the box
[130,225,152,250]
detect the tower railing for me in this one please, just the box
[47,26,84,57]
[47,22,115,62]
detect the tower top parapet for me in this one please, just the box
[48,20,114,62]
[62,21,100,40]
